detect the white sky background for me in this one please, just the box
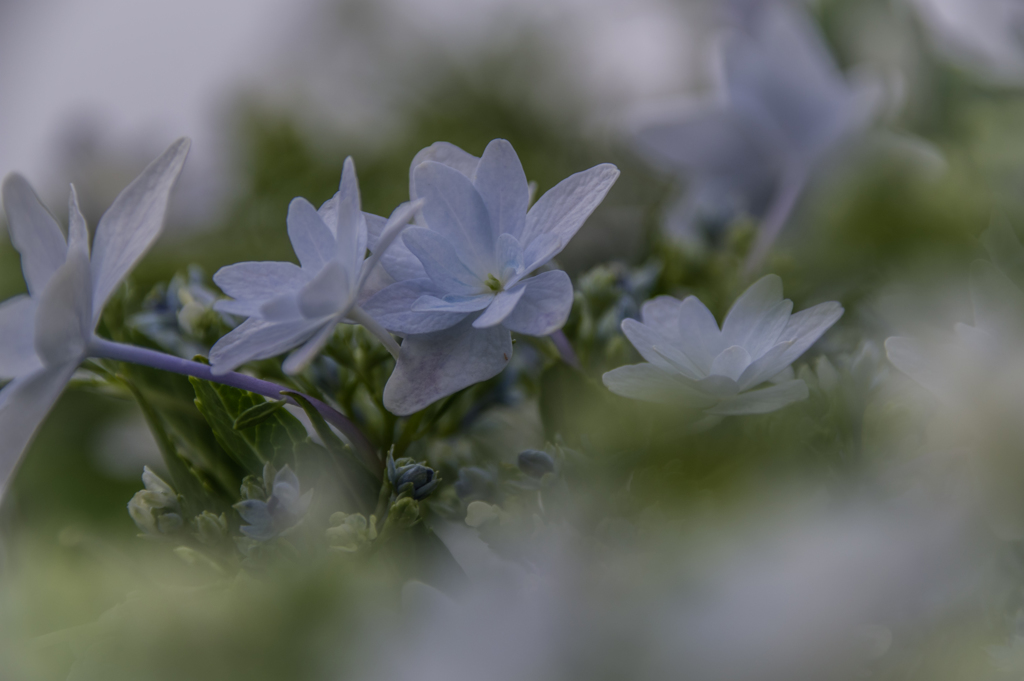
[0,0,699,227]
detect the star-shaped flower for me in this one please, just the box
[209,158,420,376]
[631,2,881,246]
[362,139,619,415]
[0,138,190,496]
[234,464,313,541]
[603,275,842,419]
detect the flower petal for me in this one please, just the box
[695,375,740,399]
[66,185,89,256]
[1,174,67,296]
[282,317,338,375]
[721,274,785,348]
[474,139,529,242]
[297,260,352,319]
[413,161,494,275]
[602,363,715,407]
[0,362,78,499]
[34,248,92,366]
[402,226,485,295]
[90,138,190,322]
[501,270,575,336]
[884,336,938,395]
[710,345,752,381]
[379,232,428,282]
[333,157,368,282]
[383,318,512,415]
[521,164,619,272]
[675,295,724,373]
[472,287,526,329]
[775,301,844,367]
[362,279,466,335]
[410,142,480,200]
[413,294,494,314]
[736,340,795,390]
[209,317,324,375]
[0,296,41,379]
[214,262,311,304]
[287,197,336,273]
[357,200,422,292]
[621,318,703,380]
[496,233,524,283]
[706,379,809,415]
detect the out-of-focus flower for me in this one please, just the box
[454,466,499,503]
[128,466,184,537]
[387,454,440,501]
[909,0,1024,85]
[885,225,1024,537]
[234,464,313,541]
[362,139,619,415]
[210,158,420,376]
[326,512,378,553]
[130,266,231,357]
[0,138,190,498]
[517,449,556,479]
[630,2,881,250]
[603,274,842,418]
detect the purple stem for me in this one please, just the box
[743,166,808,276]
[88,337,381,475]
[549,330,581,370]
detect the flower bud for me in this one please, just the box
[517,450,556,479]
[387,454,440,500]
[128,467,183,537]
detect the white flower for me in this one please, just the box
[209,158,420,376]
[603,275,843,418]
[0,138,190,495]
[361,139,619,415]
[630,3,881,244]
[910,0,1024,85]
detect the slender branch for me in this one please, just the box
[88,337,381,475]
[743,166,808,277]
[549,330,581,370]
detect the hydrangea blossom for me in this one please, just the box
[603,275,843,419]
[362,139,619,414]
[234,464,312,541]
[630,2,881,250]
[210,158,420,376]
[0,138,190,496]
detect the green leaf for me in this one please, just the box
[282,391,380,514]
[233,399,287,430]
[122,380,228,518]
[191,378,308,476]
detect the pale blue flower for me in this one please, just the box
[603,275,842,420]
[234,464,313,541]
[128,466,183,536]
[0,139,190,497]
[209,158,421,376]
[631,2,881,247]
[362,139,619,414]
